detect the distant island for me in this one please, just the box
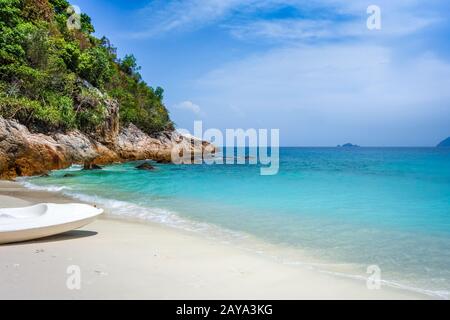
[337,143,360,148]
[437,137,450,147]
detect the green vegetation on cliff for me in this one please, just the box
[0,0,173,135]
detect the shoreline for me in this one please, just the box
[0,180,429,299]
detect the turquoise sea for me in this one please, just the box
[23,147,450,298]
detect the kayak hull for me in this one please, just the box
[0,203,103,244]
[0,215,98,244]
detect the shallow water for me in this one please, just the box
[24,147,450,298]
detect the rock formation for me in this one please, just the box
[437,137,450,147]
[136,162,155,170]
[0,117,212,180]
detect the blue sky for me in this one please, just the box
[75,0,450,146]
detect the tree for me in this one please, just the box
[120,54,140,76]
[22,0,53,22]
[0,0,173,135]
[155,87,164,100]
[0,0,21,28]
[48,0,69,14]
[80,13,94,34]
[77,47,112,88]
[0,1,27,65]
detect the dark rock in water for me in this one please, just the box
[63,173,75,178]
[40,172,50,177]
[136,162,155,170]
[83,162,102,170]
[339,143,360,148]
[156,158,172,164]
[437,137,450,147]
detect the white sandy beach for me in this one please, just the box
[0,180,427,300]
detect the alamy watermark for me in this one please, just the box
[367,5,381,30]
[366,265,381,290]
[173,121,280,175]
[66,265,81,290]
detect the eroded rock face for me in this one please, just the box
[0,117,212,179]
[98,98,120,146]
[0,119,70,179]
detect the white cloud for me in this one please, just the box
[174,100,202,114]
[132,0,337,38]
[199,44,450,112]
[194,43,450,145]
[224,0,442,42]
[132,0,444,40]
[131,0,450,145]
[227,19,333,41]
[226,15,439,42]
[132,0,243,38]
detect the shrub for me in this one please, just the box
[77,47,112,88]
[0,0,173,135]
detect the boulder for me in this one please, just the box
[83,162,102,170]
[63,173,75,178]
[136,162,155,170]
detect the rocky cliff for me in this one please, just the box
[0,116,211,180]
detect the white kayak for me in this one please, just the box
[0,203,103,244]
